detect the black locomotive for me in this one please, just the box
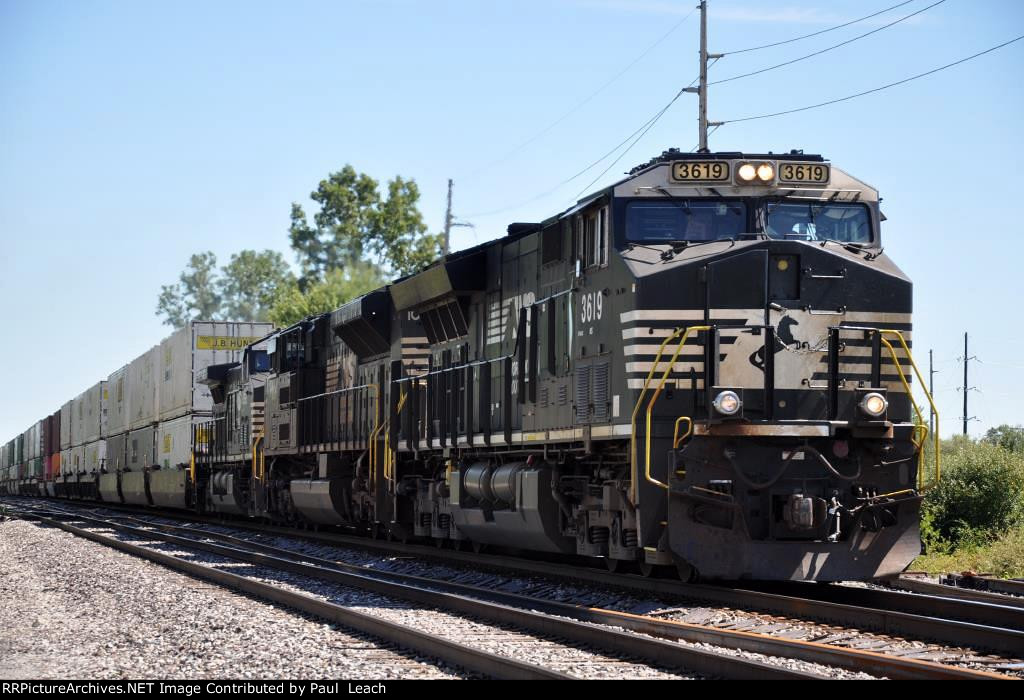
[191,149,936,581]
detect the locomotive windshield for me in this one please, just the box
[765,202,871,243]
[625,200,746,242]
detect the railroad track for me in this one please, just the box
[6,499,1016,680]
[8,502,833,680]
[890,574,1024,608]
[79,498,1023,658]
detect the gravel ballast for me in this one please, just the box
[0,519,461,680]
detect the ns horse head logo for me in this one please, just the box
[749,316,799,371]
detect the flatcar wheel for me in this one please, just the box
[471,541,485,554]
[370,522,384,540]
[638,561,656,578]
[434,538,447,549]
[604,558,623,573]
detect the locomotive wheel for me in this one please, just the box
[604,558,623,573]
[639,561,656,578]
[675,560,699,583]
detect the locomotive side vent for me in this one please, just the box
[592,362,609,422]
[575,366,591,423]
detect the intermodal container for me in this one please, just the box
[107,364,131,436]
[128,346,160,430]
[60,400,73,450]
[159,321,273,422]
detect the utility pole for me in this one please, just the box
[962,333,969,436]
[685,1,724,152]
[442,178,474,257]
[443,179,453,257]
[929,349,937,436]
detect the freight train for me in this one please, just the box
[1,149,939,581]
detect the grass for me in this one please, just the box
[912,528,1024,579]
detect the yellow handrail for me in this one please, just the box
[673,416,693,449]
[189,451,195,485]
[646,326,710,489]
[384,388,408,482]
[629,325,710,500]
[252,436,263,483]
[877,329,940,490]
[629,330,685,502]
[366,384,382,489]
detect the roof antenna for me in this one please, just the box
[683,1,723,153]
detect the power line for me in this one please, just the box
[572,83,691,200]
[463,6,698,180]
[719,34,1024,124]
[721,0,916,55]
[463,78,697,218]
[710,0,947,86]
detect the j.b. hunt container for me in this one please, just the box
[159,321,273,422]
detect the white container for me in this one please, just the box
[60,448,72,477]
[106,364,131,436]
[82,381,108,443]
[83,440,107,474]
[60,401,73,450]
[70,444,85,475]
[71,392,85,446]
[127,426,157,471]
[157,414,198,469]
[159,321,273,422]
[128,346,160,430]
[25,423,41,461]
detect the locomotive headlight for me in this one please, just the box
[713,390,742,416]
[756,163,775,181]
[859,392,888,418]
[737,163,757,182]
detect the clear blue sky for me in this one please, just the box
[1,0,1021,443]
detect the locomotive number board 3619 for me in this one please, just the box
[671,161,730,183]
[778,162,830,184]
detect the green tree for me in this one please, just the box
[220,250,295,322]
[157,249,295,327]
[371,176,443,277]
[156,252,222,327]
[269,262,386,327]
[289,165,441,285]
[983,424,1024,454]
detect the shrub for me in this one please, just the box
[920,438,1024,552]
[913,528,1024,578]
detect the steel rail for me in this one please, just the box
[892,576,1024,609]
[733,580,1024,632]
[12,509,569,680]
[18,505,820,680]
[210,514,1024,656]
[57,507,1014,681]
[8,496,1024,658]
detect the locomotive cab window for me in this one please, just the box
[575,206,608,268]
[625,200,746,242]
[765,202,872,243]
